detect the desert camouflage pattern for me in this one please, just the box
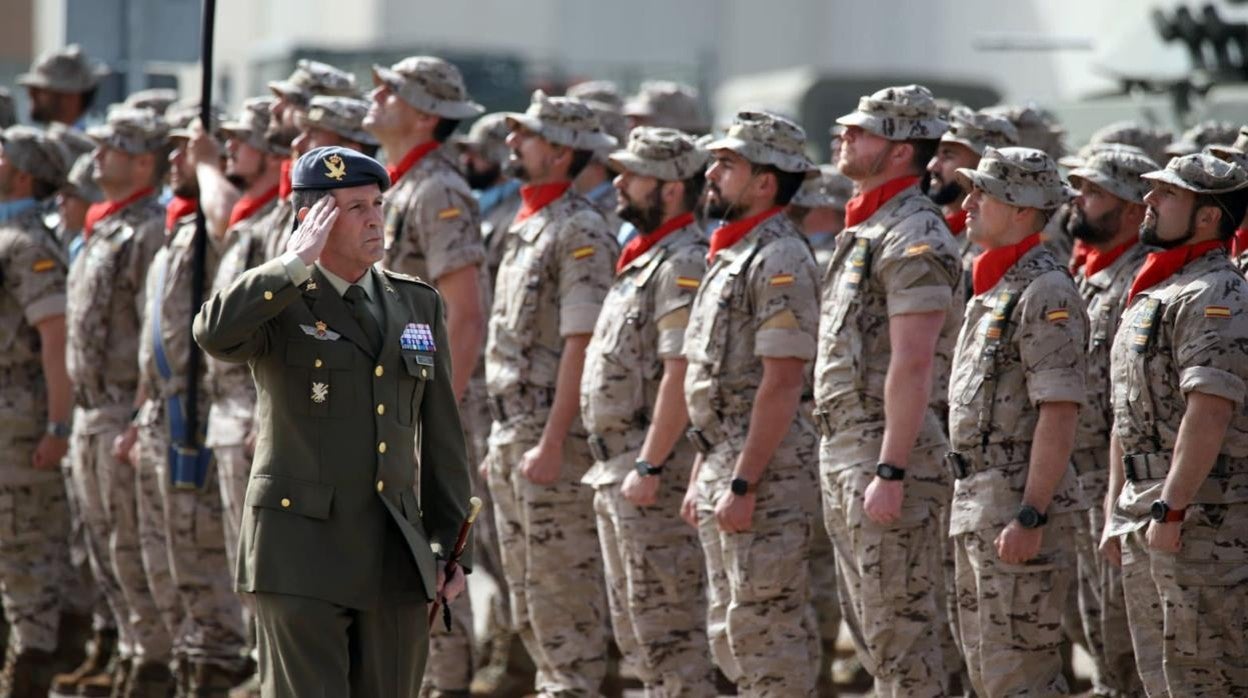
[1068,148,1160,204]
[1,125,69,186]
[268,59,360,105]
[941,107,1019,156]
[1142,151,1248,194]
[609,126,709,182]
[622,80,708,134]
[297,96,378,146]
[17,43,108,93]
[371,56,484,119]
[86,106,169,155]
[505,90,617,152]
[219,97,288,156]
[836,84,949,142]
[956,146,1074,210]
[1165,119,1240,157]
[704,110,816,173]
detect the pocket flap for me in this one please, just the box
[245,474,334,520]
[403,353,434,377]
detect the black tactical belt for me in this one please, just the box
[1070,450,1103,477]
[1123,452,1230,482]
[686,427,714,455]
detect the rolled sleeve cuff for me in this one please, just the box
[887,285,952,316]
[1181,366,1246,405]
[657,328,686,359]
[754,328,816,360]
[280,252,311,287]
[24,293,66,325]
[425,248,485,283]
[559,303,602,336]
[1027,369,1085,407]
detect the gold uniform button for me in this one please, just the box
[263,291,273,300]
[314,359,323,368]
[378,441,387,454]
[280,498,291,508]
[376,480,385,493]
[420,368,428,378]
[374,365,384,377]
[376,404,385,415]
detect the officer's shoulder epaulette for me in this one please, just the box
[381,267,435,291]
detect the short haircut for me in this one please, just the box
[752,163,805,206]
[291,187,332,214]
[907,138,940,177]
[567,149,594,179]
[433,118,461,144]
[679,171,706,213]
[1196,189,1248,241]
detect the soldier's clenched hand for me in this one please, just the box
[286,194,339,265]
[863,476,903,525]
[715,488,755,533]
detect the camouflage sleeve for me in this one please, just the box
[876,217,959,316]
[407,176,486,281]
[125,216,166,321]
[555,209,616,337]
[651,246,706,359]
[1171,276,1248,405]
[1,230,66,324]
[1017,271,1087,406]
[748,237,820,360]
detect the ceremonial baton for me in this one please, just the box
[428,496,483,630]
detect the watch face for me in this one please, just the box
[1150,500,1167,522]
[1018,506,1040,528]
[731,478,749,495]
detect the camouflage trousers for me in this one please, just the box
[1070,471,1139,697]
[58,459,112,630]
[137,414,246,670]
[0,474,71,653]
[1119,503,1248,697]
[695,427,820,697]
[819,438,951,698]
[593,478,716,698]
[69,412,173,661]
[953,513,1076,698]
[485,421,608,697]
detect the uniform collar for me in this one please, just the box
[316,262,379,300]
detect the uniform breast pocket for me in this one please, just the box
[504,265,544,329]
[399,352,434,426]
[284,341,355,419]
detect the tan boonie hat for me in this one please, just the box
[704,110,816,173]
[87,107,169,155]
[1165,120,1238,157]
[984,104,1065,159]
[566,80,624,111]
[45,122,96,162]
[0,88,14,129]
[18,44,109,93]
[1206,125,1248,159]
[623,80,708,134]
[505,90,617,151]
[371,56,483,119]
[454,112,511,166]
[791,164,854,209]
[0,125,68,187]
[956,146,1074,210]
[220,97,288,155]
[124,88,179,114]
[63,152,103,203]
[1067,149,1159,204]
[269,59,359,105]
[608,127,707,181]
[1058,141,1147,169]
[1088,120,1172,165]
[941,107,1019,156]
[165,100,226,138]
[836,84,949,141]
[1141,152,1248,195]
[297,96,378,146]
[567,89,627,158]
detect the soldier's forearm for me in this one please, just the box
[734,357,805,483]
[1023,401,1079,512]
[879,310,944,467]
[36,315,72,424]
[1162,391,1234,510]
[1105,429,1126,524]
[637,358,690,466]
[440,271,485,402]
[195,161,240,239]
[540,334,590,449]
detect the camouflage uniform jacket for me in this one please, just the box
[580,222,707,486]
[1106,249,1248,536]
[948,243,1089,535]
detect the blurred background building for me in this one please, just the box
[6,0,1248,155]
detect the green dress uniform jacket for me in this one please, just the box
[193,256,472,609]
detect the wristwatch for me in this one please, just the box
[46,421,71,439]
[634,460,664,477]
[875,462,906,481]
[730,477,753,496]
[1016,504,1048,529]
[1150,499,1186,523]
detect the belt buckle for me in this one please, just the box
[686,427,712,455]
[587,434,610,462]
[1123,454,1139,482]
[945,451,969,479]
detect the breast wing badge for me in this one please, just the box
[300,321,342,341]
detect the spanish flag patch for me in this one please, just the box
[675,276,700,289]
[571,246,596,260]
[1046,308,1070,323]
[31,259,56,273]
[1205,305,1231,318]
[769,273,795,287]
[437,207,462,220]
[904,243,931,257]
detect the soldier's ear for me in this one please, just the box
[296,207,311,222]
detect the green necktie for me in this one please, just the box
[343,284,382,355]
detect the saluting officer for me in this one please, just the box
[193,146,473,697]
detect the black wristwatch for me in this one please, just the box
[730,477,753,496]
[634,460,664,477]
[875,462,906,481]
[45,421,71,439]
[1016,504,1048,529]
[1150,499,1186,523]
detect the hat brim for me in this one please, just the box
[941,135,986,157]
[955,167,1073,209]
[1206,143,1246,159]
[703,136,817,174]
[371,65,483,119]
[1067,167,1145,204]
[267,80,306,102]
[621,98,655,118]
[504,112,616,151]
[1141,168,1248,195]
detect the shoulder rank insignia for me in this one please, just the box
[571,245,596,260]
[301,322,341,341]
[1046,308,1070,323]
[769,273,795,287]
[675,276,700,290]
[1205,305,1231,319]
[324,154,347,181]
[31,259,57,273]
[437,207,462,220]
[401,322,436,351]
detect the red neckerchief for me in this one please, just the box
[386,141,439,184]
[84,187,156,240]
[1069,239,1092,274]
[279,159,293,201]
[165,195,198,233]
[1232,227,1248,258]
[708,206,784,262]
[227,184,280,228]
[1083,238,1137,278]
[945,209,968,236]
[844,175,918,228]
[1127,239,1228,304]
[971,231,1043,296]
[514,182,572,224]
[616,212,694,274]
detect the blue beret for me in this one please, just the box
[292,145,391,192]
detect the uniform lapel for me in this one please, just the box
[305,266,373,355]
[375,268,407,366]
